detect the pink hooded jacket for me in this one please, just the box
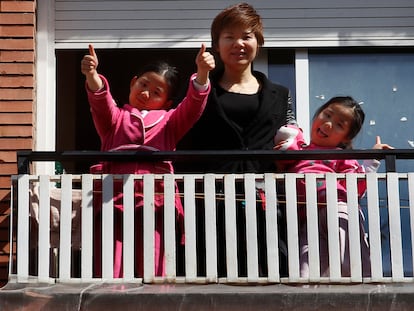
[87,74,211,213]
[87,73,210,278]
[274,125,380,208]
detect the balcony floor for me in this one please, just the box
[1,281,414,310]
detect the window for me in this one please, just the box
[308,48,414,276]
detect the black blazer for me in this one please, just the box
[176,70,295,174]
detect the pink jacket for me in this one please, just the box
[275,125,380,206]
[87,74,211,213]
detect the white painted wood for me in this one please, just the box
[305,174,320,280]
[59,174,73,281]
[244,174,259,281]
[143,174,155,282]
[54,0,414,48]
[164,174,177,280]
[184,175,197,281]
[38,175,51,282]
[204,174,218,282]
[224,175,238,281]
[366,173,383,281]
[264,173,280,282]
[408,173,414,276]
[17,175,30,282]
[11,172,414,284]
[386,173,404,281]
[35,0,56,175]
[81,174,94,280]
[325,173,341,281]
[102,174,114,279]
[122,174,135,281]
[346,174,362,282]
[285,174,300,281]
[295,50,310,142]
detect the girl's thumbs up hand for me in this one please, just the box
[195,43,215,85]
[81,44,103,91]
[81,44,99,76]
[372,136,394,150]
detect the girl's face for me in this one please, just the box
[216,26,258,68]
[129,71,172,110]
[310,103,354,148]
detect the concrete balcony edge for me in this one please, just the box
[1,282,414,310]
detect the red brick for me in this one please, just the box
[0,38,34,50]
[0,76,34,88]
[0,1,35,13]
[0,215,9,230]
[0,25,34,37]
[0,176,12,189]
[0,12,34,25]
[0,125,32,137]
[0,89,34,101]
[0,247,10,261]
[0,189,11,201]
[0,138,32,150]
[0,101,33,113]
[0,198,11,214]
[0,113,33,124]
[0,164,17,175]
[0,152,15,163]
[0,50,34,62]
[0,62,34,74]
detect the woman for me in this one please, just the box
[178,2,296,173]
[177,3,295,277]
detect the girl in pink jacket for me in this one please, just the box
[81,44,215,278]
[274,96,393,278]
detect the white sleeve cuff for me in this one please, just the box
[191,76,209,91]
[362,159,381,173]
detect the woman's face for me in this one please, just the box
[216,26,258,68]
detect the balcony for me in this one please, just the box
[2,150,414,310]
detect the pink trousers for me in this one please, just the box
[93,199,166,278]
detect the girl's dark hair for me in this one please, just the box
[211,2,264,51]
[313,96,365,149]
[137,61,180,101]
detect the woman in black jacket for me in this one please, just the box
[177,2,296,174]
[176,2,296,277]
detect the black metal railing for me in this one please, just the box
[17,149,414,174]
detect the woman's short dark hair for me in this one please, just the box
[211,2,264,51]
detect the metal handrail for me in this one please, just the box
[17,149,414,174]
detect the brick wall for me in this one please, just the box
[0,0,35,286]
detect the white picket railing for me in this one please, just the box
[8,172,414,284]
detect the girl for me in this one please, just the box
[81,44,215,278]
[274,96,393,277]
